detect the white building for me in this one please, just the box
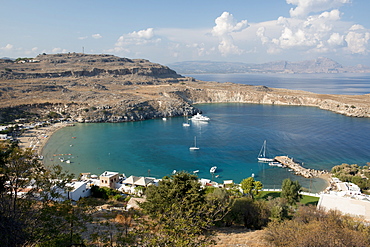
[118,175,157,194]
[99,171,120,189]
[333,179,362,196]
[65,181,91,201]
[318,194,370,221]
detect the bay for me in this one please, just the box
[42,102,370,193]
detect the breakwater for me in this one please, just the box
[274,156,329,178]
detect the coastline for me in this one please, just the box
[318,173,332,191]
[18,122,70,155]
[34,121,334,194]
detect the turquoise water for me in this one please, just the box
[42,103,370,192]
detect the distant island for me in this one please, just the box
[167,57,370,74]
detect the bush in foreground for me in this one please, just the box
[265,206,370,247]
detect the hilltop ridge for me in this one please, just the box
[0,53,181,80]
[0,53,370,123]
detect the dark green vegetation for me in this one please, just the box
[1,143,369,246]
[281,178,302,205]
[0,142,88,246]
[139,172,230,246]
[331,163,370,192]
[0,106,39,123]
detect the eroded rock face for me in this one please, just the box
[0,53,370,123]
[0,53,180,80]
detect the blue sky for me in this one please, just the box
[1,0,370,66]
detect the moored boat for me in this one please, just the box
[189,136,200,150]
[257,140,274,162]
[191,113,210,121]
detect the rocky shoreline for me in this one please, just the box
[1,53,370,124]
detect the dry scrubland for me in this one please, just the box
[0,53,370,124]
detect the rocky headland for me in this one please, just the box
[1,53,370,123]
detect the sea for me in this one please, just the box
[41,73,370,192]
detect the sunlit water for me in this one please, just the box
[42,73,370,192]
[42,101,370,193]
[185,73,370,95]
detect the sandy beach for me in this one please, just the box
[18,122,71,155]
[318,173,333,191]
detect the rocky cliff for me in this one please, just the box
[0,53,369,123]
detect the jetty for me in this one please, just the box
[274,156,328,178]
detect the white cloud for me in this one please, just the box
[1,44,13,50]
[92,34,102,39]
[349,24,365,31]
[78,36,88,40]
[108,28,161,54]
[212,12,248,56]
[256,27,269,45]
[345,30,370,54]
[115,28,160,47]
[257,7,360,56]
[128,28,154,39]
[212,12,248,36]
[52,48,68,53]
[286,0,351,18]
[24,47,39,55]
[318,9,341,21]
[328,33,344,46]
[101,1,368,64]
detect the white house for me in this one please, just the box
[99,171,120,189]
[336,182,362,196]
[65,181,91,201]
[118,175,157,194]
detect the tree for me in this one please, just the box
[224,197,270,229]
[47,111,61,119]
[280,178,302,206]
[240,177,263,200]
[0,143,88,246]
[267,197,289,222]
[139,171,229,246]
[224,182,242,198]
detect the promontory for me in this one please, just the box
[1,53,370,123]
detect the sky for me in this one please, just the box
[1,0,370,66]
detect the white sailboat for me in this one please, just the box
[257,140,274,162]
[189,136,200,150]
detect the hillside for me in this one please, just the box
[0,53,370,123]
[168,57,370,74]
